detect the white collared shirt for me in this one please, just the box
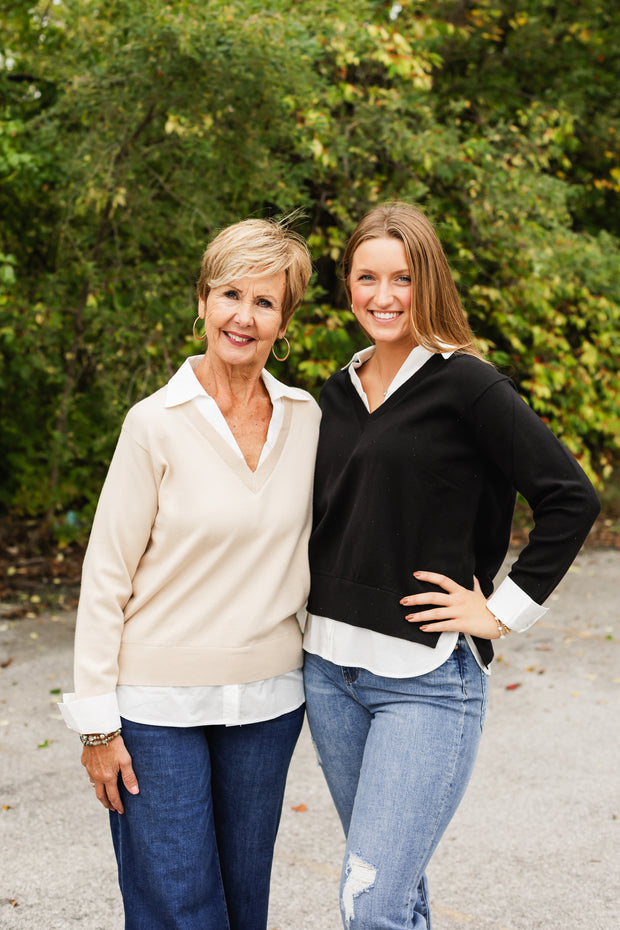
[303,345,547,678]
[61,357,306,733]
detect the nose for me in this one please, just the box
[233,298,254,325]
[375,279,394,308]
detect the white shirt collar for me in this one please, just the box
[165,355,312,408]
[350,344,453,369]
[260,367,314,403]
[348,344,454,405]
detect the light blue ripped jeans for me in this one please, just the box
[304,635,488,930]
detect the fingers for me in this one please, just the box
[400,592,450,610]
[81,739,138,814]
[94,782,115,812]
[401,570,465,621]
[412,570,461,593]
[403,607,452,623]
[401,571,499,639]
[400,571,467,611]
[102,777,125,815]
[418,621,455,633]
[120,760,140,797]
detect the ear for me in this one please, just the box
[198,297,207,320]
[278,319,289,340]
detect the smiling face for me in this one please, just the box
[198,271,287,371]
[349,237,416,353]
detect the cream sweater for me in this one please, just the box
[73,382,321,698]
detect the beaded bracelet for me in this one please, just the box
[80,728,122,747]
[494,616,512,639]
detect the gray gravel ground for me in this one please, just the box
[1,549,618,930]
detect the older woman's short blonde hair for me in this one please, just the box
[197,217,312,326]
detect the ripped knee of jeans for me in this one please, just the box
[341,853,377,928]
[309,735,322,767]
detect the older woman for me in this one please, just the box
[60,217,320,930]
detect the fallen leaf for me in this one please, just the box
[291,803,307,812]
[505,683,522,691]
[2,805,12,811]
[7,899,18,908]
[0,658,13,669]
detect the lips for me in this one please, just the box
[369,310,401,321]
[224,331,254,345]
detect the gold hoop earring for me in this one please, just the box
[271,336,290,362]
[192,316,206,341]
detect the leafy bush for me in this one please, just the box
[1,0,618,543]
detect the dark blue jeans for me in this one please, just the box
[109,705,304,930]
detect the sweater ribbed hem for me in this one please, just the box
[308,573,442,648]
[117,633,303,687]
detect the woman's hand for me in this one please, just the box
[81,735,139,814]
[400,571,501,640]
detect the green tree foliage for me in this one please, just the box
[1,0,618,541]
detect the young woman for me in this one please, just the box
[304,202,599,929]
[60,217,320,930]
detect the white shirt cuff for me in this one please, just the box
[486,576,548,633]
[58,692,121,734]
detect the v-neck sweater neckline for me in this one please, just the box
[345,351,444,426]
[178,397,293,493]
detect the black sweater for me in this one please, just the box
[308,353,600,667]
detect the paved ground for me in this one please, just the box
[1,549,618,930]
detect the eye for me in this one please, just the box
[256,297,275,309]
[357,273,374,282]
[223,289,239,300]
[397,275,411,284]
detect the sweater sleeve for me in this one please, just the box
[72,416,162,699]
[471,377,600,606]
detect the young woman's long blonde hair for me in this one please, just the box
[343,203,484,359]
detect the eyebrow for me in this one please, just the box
[220,283,281,303]
[353,266,410,275]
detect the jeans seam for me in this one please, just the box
[416,670,468,874]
